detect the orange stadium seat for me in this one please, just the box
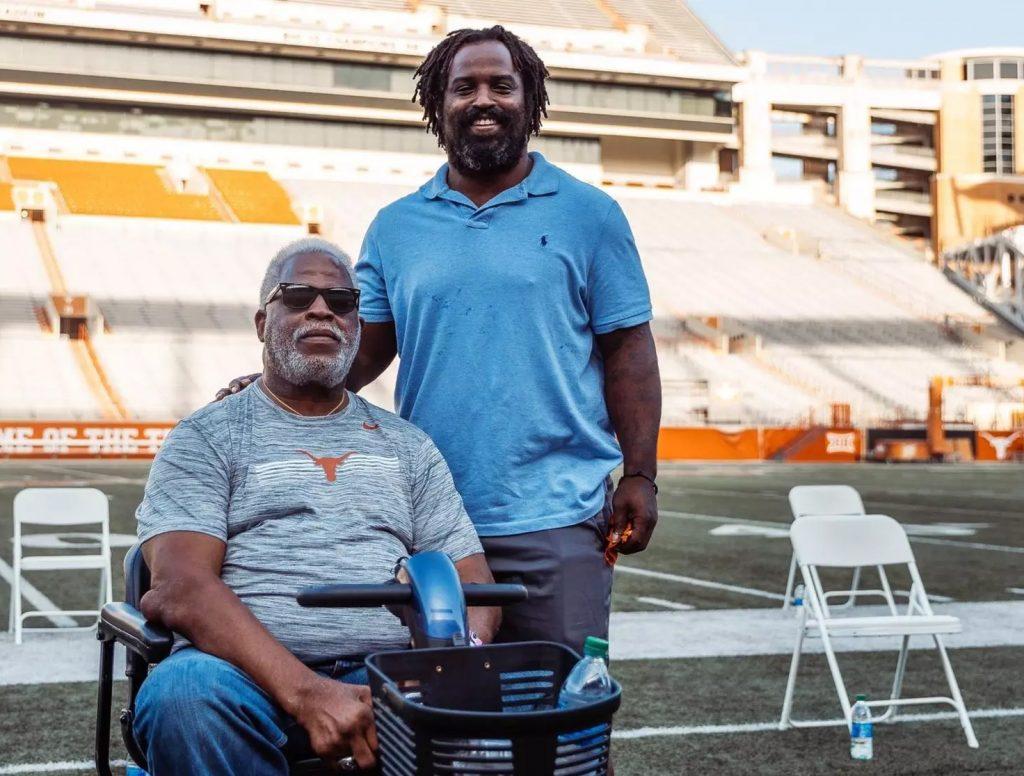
[204,168,301,225]
[0,181,13,210]
[5,157,222,220]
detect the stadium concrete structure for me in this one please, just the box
[0,0,1021,461]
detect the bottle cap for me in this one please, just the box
[855,694,867,701]
[583,636,609,658]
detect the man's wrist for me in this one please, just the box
[280,664,322,718]
[621,469,658,494]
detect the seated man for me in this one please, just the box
[133,237,496,775]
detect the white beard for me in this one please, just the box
[264,321,360,389]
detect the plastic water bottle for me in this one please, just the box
[556,636,613,773]
[850,694,873,761]
[124,766,148,776]
[558,636,613,709]
[792,583,805,616]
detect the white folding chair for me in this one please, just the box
[783,485,865,609]
[9,487,113,644]
[778,514,978,748]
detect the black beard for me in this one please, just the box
[443,108,528,176]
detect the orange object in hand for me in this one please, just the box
[604,525,633,566]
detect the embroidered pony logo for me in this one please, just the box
[297,450,356,482]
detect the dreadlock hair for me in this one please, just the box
[413,26,549,147]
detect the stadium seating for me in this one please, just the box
[0,182,13,210]
[6,158,222,221]
[47,217,304,311]
[0,215,102,420]
[203,169,301,225]
[612,191,1024,424]
[3,167,1021,424]
[442,0,616,30]
[44,217,307,418]
[281,179,415,256]
[607,0,735,64]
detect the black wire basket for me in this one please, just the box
[365,641,622,776]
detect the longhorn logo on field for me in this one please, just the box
[297,450,356,482]
[979,431,1021,461]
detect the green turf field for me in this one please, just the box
[1,460,1022,774]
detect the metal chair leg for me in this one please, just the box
[875,634,910,723]
[817,627,853,730]
[782,554,797,610]
[778,620,806,729]
[12,564,22,645]
[837,567,862,609]
[933,635,979,748]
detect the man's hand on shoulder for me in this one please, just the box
[608,475,658,554]
[213,373,261,401]
[291,674,378,770]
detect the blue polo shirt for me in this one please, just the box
[356,152,652,536]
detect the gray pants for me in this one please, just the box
[480,495,613,655]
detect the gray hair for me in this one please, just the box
[259,237,357,307]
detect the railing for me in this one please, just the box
[752,52,941,86]
[874,189,931,203]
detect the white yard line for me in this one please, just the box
[2,461,145,486]
[615,565,786,602]
[0,760,127,774]
[610,601,1024,660]
[635,597,695,611]
[909,537,1024,555]
[612,706,1024,740]
[0,558,75,627]
[660,489,1022,517]
[662,510,1024,555]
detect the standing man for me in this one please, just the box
[219,26,660,651]
[349,26,661,651]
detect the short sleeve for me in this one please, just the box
[409,438,482,561]
[355,217,394,324]
[587,200,653,335]
[136,419,231,545]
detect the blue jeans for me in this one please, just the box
[133,647,368,775]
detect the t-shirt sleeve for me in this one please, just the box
[355,217,394,324]
[409,438,482,561]
[136,418,231,545]
[587,199,653,335]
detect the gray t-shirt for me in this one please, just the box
[136,383,482,664]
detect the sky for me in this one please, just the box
[686,0,1024,59]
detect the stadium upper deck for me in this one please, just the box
[0,0,741,191]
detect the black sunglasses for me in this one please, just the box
[263,283,360,316]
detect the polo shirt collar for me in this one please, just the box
[419,151,560,205]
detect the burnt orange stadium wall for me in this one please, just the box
[0,422,173,459]
[657,427,863,462]
[0,424,1012,463]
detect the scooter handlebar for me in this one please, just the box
[297,582,527,608]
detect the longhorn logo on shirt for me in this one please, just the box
[297,450,356,482]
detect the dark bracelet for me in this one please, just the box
[622,472,658,494]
